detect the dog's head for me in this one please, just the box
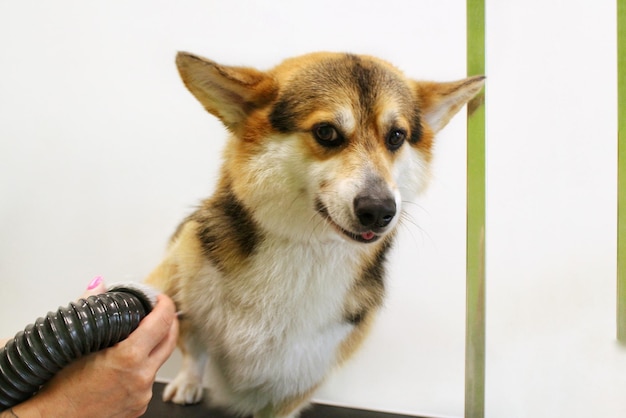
[176,52,484,244]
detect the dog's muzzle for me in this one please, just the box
[315,191,397,244]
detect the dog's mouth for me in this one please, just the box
[315,200,381,244]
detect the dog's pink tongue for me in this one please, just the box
[361,231,376,241]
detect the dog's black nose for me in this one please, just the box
[354,195,396,228]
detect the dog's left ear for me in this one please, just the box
[414,76,485,133]
[176,52,277,132]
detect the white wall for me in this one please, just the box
[1,2,623,418]
[0,1,468,417]
[485,1,625,417]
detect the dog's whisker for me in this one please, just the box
[397,210,433,249]
[401,200,430,217]
[307,212,329,242]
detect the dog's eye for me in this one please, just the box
[313,124,343,147]
[386,129,407,151]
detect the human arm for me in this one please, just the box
[1,293,178,418]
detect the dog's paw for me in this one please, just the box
[162,375,205,405]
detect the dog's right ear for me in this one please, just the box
[413,75,485,134]
[176,52,277,132]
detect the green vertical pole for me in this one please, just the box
[618,0,626,344]
[466,0,486,416]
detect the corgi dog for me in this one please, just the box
[145,51,484,418]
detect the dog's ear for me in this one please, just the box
[414,76,485,133]
[176,52,277,132]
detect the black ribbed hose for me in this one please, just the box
[0,288,154,411]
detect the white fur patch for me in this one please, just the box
[177,239,364,413]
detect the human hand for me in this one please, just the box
[4,278,179,418]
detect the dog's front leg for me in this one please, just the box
[162,334,208,405]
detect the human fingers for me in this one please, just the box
[79,275,107,300]
[122,293,177,355]
[144,306,179,371]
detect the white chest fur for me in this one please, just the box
[191,237,364,407]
